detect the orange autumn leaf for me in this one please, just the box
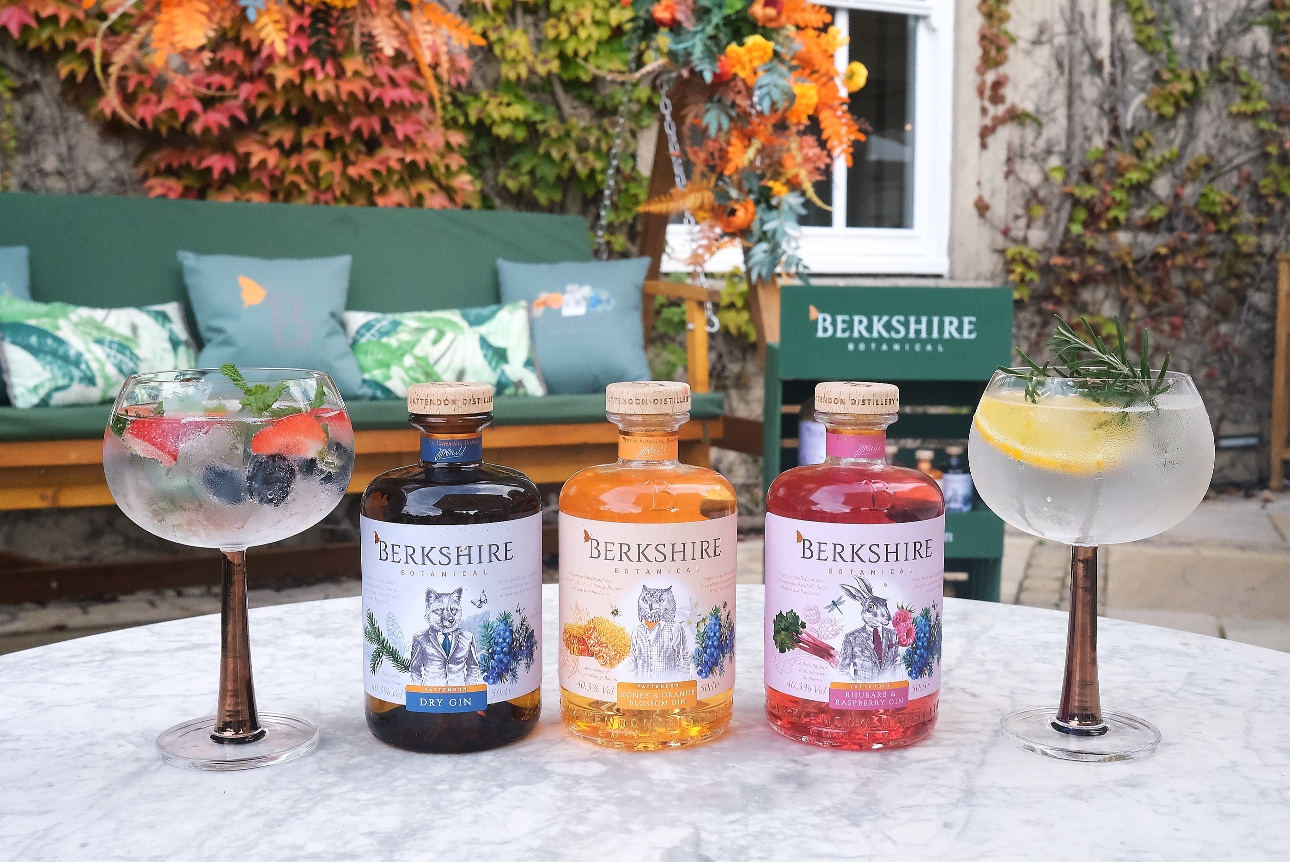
[253,0,287,57]
[420,1,485,47]
[151,0,211,64]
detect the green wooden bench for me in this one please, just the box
[0,192,725,510]
[762,283,1014,601]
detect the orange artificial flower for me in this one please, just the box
[717,200,757,233]
[843,61,868,92]
[713,54,734,84]
[786,82,819,123]
[652,0,677,27]
[724,35,775,85]
[764,180,789,198]
[749,0,788,28]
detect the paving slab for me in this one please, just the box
[737,536,764,584]
[1221,617,1290,652]
[1105,545,1290,621]
[998,533,1036,605]
[1104,607,1222,638]
[1143,497,1288,549]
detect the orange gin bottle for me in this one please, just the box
[559,381,738,749]
[765,382,944,749]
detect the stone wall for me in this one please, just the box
[0,37,142,196]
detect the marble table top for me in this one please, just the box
[2,584,1288,861]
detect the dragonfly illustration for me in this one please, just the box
[471,590,488,609]
[826,596,846,615]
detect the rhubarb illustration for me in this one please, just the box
[772,609,840,667]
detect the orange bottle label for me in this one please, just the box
[618,433,678,461]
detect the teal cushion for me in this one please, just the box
[496,258,651,395]
[178,251,364,397]
[0,246,31,301]
[0,392,724,440]
[344,301,546,399]
[0,296,197,408]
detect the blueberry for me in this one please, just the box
[247,454,296,506]
[202,464,246,505]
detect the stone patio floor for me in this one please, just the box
[2,493,1288,655]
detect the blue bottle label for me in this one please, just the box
[420,435,483,463]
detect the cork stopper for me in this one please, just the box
[605,381,691,415]
[814,381,900,414]
[407,381,493,415]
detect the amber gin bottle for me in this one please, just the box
[559,381,738,750]
[764,382,944,749]
[361,382,542,753]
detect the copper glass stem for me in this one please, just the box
[212,549,265,744]
[1054,545,1106,735]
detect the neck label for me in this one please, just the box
[619,433,678,461]
[421,435,483,463]
[825,431,886,460]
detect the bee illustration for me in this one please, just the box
[610,605,620,618]
[471,590,488,609]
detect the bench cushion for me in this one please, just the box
[0,392,725,441]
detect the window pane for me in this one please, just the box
[847,10,915,228]
[801,8,916,230]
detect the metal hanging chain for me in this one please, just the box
[594,39,642,261]
[659,85,718,333]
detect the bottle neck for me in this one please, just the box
[411,412,490,466]
[818,411,896,465]
[420,433,483,465]
[609,411,686,465]
[823,428,887,464]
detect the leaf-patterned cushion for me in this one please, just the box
[0,296,198,409]
[343,301,546,400]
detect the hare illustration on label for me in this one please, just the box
[836,577,902,683]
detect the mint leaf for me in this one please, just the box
[219,362,290,416]
[309,380,326,410]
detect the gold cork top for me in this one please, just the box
[814,381,900,414]
[605,381,691,415]
[407,382,493,415]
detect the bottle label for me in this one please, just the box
[618,433,679,462]
[825,430,886,460]
[558,513,738,708]
[941,473,974,512]
[764,512,944,709]
[420,434,483,463]
[360,513,542,711]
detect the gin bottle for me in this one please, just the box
[361,382,542,753]
[765,382,944,749]
[559,381,738,749]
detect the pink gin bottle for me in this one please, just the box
[764,382,944,749]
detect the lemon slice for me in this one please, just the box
[973,391,1138,474]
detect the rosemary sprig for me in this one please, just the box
[1001,315,1172,407]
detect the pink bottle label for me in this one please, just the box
[764,512,944,709]
[825,431,886,460]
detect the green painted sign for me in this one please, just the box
[778,285,1014,381]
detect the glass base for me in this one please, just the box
[156,713,318,771]
[1000,707,1160,762]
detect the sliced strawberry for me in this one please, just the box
[251,412,328,458]
[123,417,189,466]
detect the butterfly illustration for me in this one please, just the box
[374,532,382,544]
[795,530,804,543]
[471,591,488,609]
[583,530,592,543]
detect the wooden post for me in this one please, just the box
[684,298,710,393]
[1272,254,1290,489]
[746,276,781,358]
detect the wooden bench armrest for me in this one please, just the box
[641,280,720,394]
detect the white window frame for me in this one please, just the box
[661,0,954,276]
